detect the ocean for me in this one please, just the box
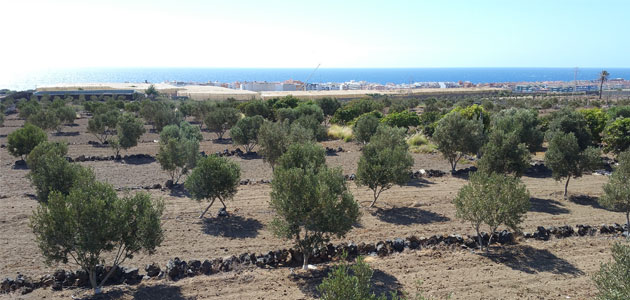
[2,68,630,91]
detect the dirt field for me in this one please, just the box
[0,113,625,299]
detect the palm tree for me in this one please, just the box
[599,70,609,100]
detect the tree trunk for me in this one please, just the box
[564,177,570,198]
[475,224,483,251]
[88,269,100,294]
[599,80,604,100]
[218,197,227,209]
[199,198,216,219]
[626,211,629,233]
[302,252,309,270]
[369,189,379,208]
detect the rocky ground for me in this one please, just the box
[0,114,624,299]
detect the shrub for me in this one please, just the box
[546,108,593,150]
[490,108,543,152]
[331,99,384,124]
[433,112,485,172]
[353,114,380,144]
[270,143,359,269]
[55,106,76,124]
[603,118,630,154]
[27,110,61,132]
[593,242,630,300]
[316,97,341,119]
[18,100,41,119]
[26,141,68,171]
[453,171,530,251]
[545,131,601,197]
[115,113,146,153]
[205,107,241,140]
[579,108,609,144]
[241,100,272,119]
[7,123,47,160]
[477,130,530,176]
[28,156,91,202]
[258,121,289,169]
[451,104,490,130]
[599,151,630,229]
[328,125,353,142]
[294,114,327,141]
[356,126,414,207]
[30,179,164,294]
[230,115,264,153]
[380,110,420,129]
[157,122,202,184]
[185,155,241,218]
[317,256,379,300]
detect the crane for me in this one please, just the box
[302,63,321,91]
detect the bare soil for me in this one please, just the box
[0,114,624,299]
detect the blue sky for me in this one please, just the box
[1,0,628,70]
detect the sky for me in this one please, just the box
[1,0,629,71]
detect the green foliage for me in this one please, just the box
[607,106,630,120]
[124,101,141,113]
[269,95,300,110]
[331,99,384,124]
[18,99,41,119]
[7,123,47,159]
[185,155,241,218]
[328,125,354,142]
[140,100,182,132]
[28,155,92,202]
[580,108,609,144]
[546,108,593,150]
[26,141,68,171]
[318,256,378,300]
[30,177,164,293]
[27,109,61,132]
[451,104,490,129]
[490,108,543,152]
[353,113,381,144]
[603,118,630,154]
[270,143,359,269]
[116,113,145,152]
[204,107,240,139]
[544,132,601,197]
[145,84,159,97]
[599,151,630,228]
[453,171,530,251]
[241,99,273,119]
[294,114,327,141]
[230,115,264,152]
[593,242,630,300]
[258,121,289,169]
[356,126,414,207]
[88,109,120,143]
[157,122,202,183]
[477,130,530,176]
[433,112,485,172]
[380,110,420,129]
[55,106,76,124]
[418,111,443,137]
[316,97,341,117]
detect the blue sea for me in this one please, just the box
[3,68,630,91]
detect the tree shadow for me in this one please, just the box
[78,284,193,300]
[169,186,191,198]
[529,198,570,215]
[122,156,156,165]
[406,178,434,188]
[292,267,331,298]
[371,269,403,299]
[483,245,584,275]
[54,131,80,136]
[373,207,450,225]
[202,214,263,238]
[213,138,233,144]
[569,195,605,210]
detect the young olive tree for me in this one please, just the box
[477,130,530,176]
[7,123,47,160]
[599,151,630,229]
[546,108,593,150]
[157,122,202,184]
[205,107,240,140]
[593,242,630,300]
[545,131,601,198]
[55,106,76,125]
[30,175,164,294]
[433,111,485,172]
[230,115,264,153]
[258,120,289,170]
[452,171,530,251]
[356,126,414,207]
[270,143,360,269]
[490,108,543,152]
[185,155,241,218]
[353,113,380,144]
[87,109,120,143]
[110,113,145,156]
[27,109,61,132]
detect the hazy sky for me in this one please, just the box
[2,0,628,71]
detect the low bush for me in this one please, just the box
[328,125,353,142]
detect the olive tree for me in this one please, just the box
[230,115,264,153]
[29,155,92,202]
[55,106,76,125]
[258,120,289,169]
[356,126,414,207]
[490,108,543,152]
[30,176,164,294]
[432,111,485,172]
[545,131,601,198]
[593,242,630,300]
[270,143,360,269]
[546,108,593,150]
[27,110,61,132]
[477,130,530,176]
[353,113,380,144]
[452,171,530,251]
[599,151,630,229]
[185,155,241,218]
[110,113,145,156]
[87,109,120,143]
[157,122,202,184]
[7,123,47,160]
[205,107,240,140]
